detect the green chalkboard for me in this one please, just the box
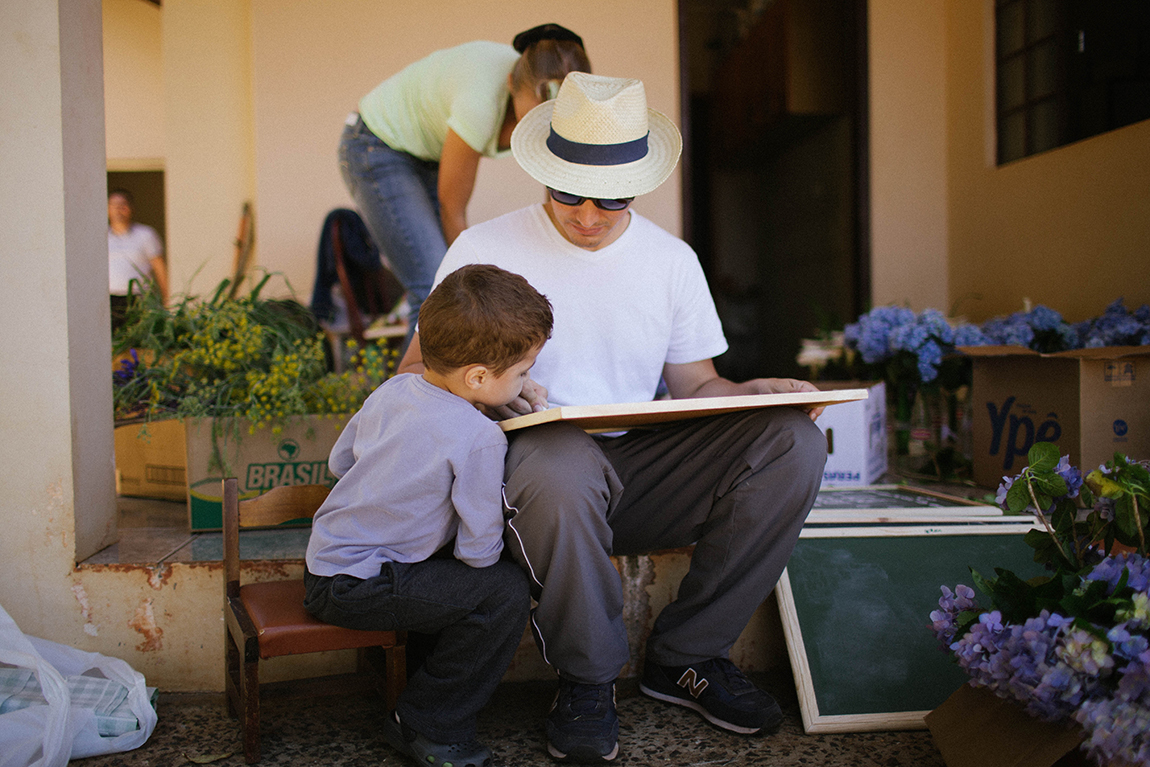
[776,524,1045,733]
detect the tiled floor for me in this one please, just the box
[76,672,948,766]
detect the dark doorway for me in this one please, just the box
[680,0,868,381]
[106,169,166,249]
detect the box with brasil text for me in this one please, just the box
[964,345,1150,488]
[115,415,349,531]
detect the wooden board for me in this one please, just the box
[776,523,1043,735]
[498,389,868,433]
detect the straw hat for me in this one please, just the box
[511,72,682,199]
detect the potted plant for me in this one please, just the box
[930,442,1150,767]
[112,275,397,528]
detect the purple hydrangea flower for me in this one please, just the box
[996,475,1016,507]
[1054,455,1084,499]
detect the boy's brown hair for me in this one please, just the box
[419,264,553,375]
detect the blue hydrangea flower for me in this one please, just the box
[1075,298,1150,348]
[953,323,990,347]
[843,305,917,364]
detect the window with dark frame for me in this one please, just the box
[995,0,1150,165]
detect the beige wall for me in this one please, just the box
[105,0,683,301]
[945,1,1150,323]
[248,0,682,300]
[868,0,950,313]
[103,0,164,169]
[162,0,259,299]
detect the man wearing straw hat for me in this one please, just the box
[397,72,826,763]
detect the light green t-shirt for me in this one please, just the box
[358,40,520,162]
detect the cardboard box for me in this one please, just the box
[965,345,1150,488]
[115,415,350,530]
[184,415,349,531]
[815,380,888,486]
[114,419,188,502]
[925,684,1087,767]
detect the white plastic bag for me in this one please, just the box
[0,603,157,767]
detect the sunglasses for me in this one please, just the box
[548,188,634,211]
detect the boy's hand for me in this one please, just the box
[491,379,549,420]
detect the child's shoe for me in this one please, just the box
[381,711,492,767]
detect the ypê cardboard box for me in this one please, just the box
[815,380,887,486]
[964,345,1150,488]
[926,684,1087,767]
[116,415,349,530]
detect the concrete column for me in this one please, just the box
[0,0,115,623]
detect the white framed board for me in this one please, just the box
[775,522,1042,734]
[807,485,1026,525]
[498,389,868,433]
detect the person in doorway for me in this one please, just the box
[107,188,168,331]
[396,72,829,762]
[340,23,590,348]
[304,263,553,767]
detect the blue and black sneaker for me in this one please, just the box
[639,658,783,735]
[546,679,619,762]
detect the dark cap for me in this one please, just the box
[512,23,585,54]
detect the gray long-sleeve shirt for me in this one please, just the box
[305,373,508,578]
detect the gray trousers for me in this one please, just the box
[502,406,827,684]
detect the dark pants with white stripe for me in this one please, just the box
[502,407,827,684]
[303,558,528,743]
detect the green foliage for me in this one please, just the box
[112,274,396,434]
[971,446,1150,636]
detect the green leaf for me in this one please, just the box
[986,567,1039,623]
[1079,484,1095,508]
[1023,528,1063,568]
[971,568,995,597]
[1028,442,1061,472]
[1050,504,1075,535]
[1115,495,1141,542]
[1032,473,1068,498]
[1007,481,1033,513]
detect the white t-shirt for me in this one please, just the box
[108,224,163,295]
[305,374,508,579]
[435,205,728,407]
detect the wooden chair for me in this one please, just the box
[222,477,406,763]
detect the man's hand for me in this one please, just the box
[663,360,825,421]
[744,377,825,421]
[489,378,550,421]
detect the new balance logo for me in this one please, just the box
[676,668,709,698]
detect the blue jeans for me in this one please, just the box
[303,558,529,743]
[338,116,446,345]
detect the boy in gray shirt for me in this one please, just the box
[304,264,553,767]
